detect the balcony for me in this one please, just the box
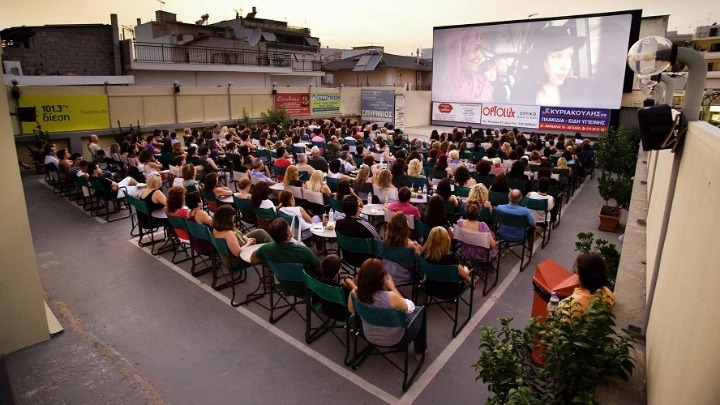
[130,41,293,68]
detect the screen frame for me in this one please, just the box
[432,9,643,103]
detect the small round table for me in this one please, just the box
[361,204,386,217]
[311,224,337,254]
[240,242,267,263]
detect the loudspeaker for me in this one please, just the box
[16,106,36,122]
[637,104,674,151]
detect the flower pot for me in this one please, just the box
[35,163,46,175]
[598,206,621,232]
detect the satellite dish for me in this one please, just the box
[248,28,262,47]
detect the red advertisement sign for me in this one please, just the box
[274,93,310,116]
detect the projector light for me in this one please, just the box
[627,36,673,76]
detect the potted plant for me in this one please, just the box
[260,106,291,128]
[240,107,252,128]
[475,296,635,404]
[25,123,50,174]
[594,126,640,232]
[575,232,621,290]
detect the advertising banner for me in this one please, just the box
[20,94,109,133]
[432,102,482,124]
[538,106,611,133]
[310,92,341,115]
[274,93,310,116]
[394,94,406,130]
[480,103,540,128]
[361,89,395,123]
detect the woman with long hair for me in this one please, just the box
[251,181,275,211]
[203,172,233,198]
[303,170,331,196]
[352,164,372,190]
[277,190,320,241]
[407,159,424,178]
[383,212,422,284]
[166,186,190,241]
[373,168,395,189]
[436,178,459,208]
[348,258,426,359]
[454,166,476,188]
[423,195,449,230]
[283,165,303,187]
[466,183,493,213]
[186,191,212,227]
[421,226,473,284]
[212,205,272,258]
[335,180,358,203]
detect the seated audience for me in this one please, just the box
[387,187,421,219]
[186,191,213,227]
[557,253,616,319]
[212,205,272,260]
[347,258,426,359]
[421,226,474,285]
[383,212,422,283]
[423,195,450,230]
[251,218,321,276]
[317,255,357,320]
[496,189,536,241]
[304,170,331,196]
[455,201,498,262]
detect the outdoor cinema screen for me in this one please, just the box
[432,10,640,116]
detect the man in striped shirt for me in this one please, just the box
[335,195,381,266]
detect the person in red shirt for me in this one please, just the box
[387,187,421,219]
[273,146,292,182]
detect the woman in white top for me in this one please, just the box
[250,181,275,211]
[277,190,321,241]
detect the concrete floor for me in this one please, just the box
[6,170,625,405]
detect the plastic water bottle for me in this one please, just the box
[384,195,389,209]
[329,209,334,222]
[422,185,427,196]
[368,191,373,205]
[549,291,560,310]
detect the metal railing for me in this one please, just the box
[131,42,296,69]
[293,60,323,72]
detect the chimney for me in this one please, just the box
[416,48,420,64]
[246,6,257,19]
[137,18,142,26]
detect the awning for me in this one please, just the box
[305,37,320,47]
[261,32,277,42]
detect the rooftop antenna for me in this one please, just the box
[234,8,242,19]
[156,0,165,11]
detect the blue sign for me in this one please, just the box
[361,90,395,123]
[538,106,611,134]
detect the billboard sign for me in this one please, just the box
[274,93,310,116]
[310,92,341,115]
[361,89,395,123]
[538,106,611,133]
[480,103,540,128]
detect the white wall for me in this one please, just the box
[645,121,720,404]
[0,54,50,353]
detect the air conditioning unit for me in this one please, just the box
[3,61,23,76]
